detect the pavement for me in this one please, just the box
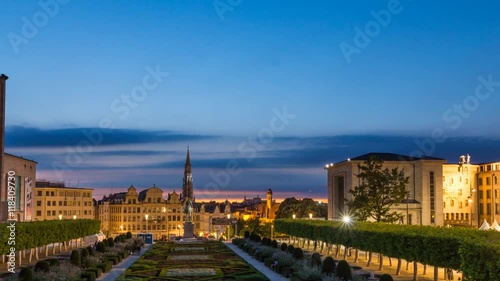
[97,243,152,281]
[224,242,289,281]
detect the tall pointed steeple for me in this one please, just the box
[182,146,194,201]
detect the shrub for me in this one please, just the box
[107,237,115,247]
[96,242,106,253]
[81,248,89,258]
[335,259,352,281]
[103,239,109,247]
[126,231,132,239]
[19,267,33,281]
[281,243,287,251]
[293,247,304,259]
[81,271,96,281]
[34,260,50,272]
[322,256,336,276]
[287,244,294,254]
[70,249,81,267]
[311,252,321,268]
[271,240,278,248]
[46,258,60,266]
[87,245,94,256]
[380,273,394,281]
[244,231,250,239]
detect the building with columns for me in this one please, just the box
[325,152,446,226]
[326,152,500,228]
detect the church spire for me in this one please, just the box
[182,146,193,201]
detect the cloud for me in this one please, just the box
[8,125,500,202]
[5,126,217,147]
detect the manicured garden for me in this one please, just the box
[274,219,500,281]
[116,240,269,281]
[4,232,145,281]
[232,232,391,281]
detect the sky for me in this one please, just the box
[1,0,500,201]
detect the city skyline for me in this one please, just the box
[2,1,500,201]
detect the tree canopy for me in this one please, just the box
[275,197,327,219]
[346,156,410,223]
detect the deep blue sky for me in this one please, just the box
[1,1,500,200]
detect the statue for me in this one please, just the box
[184,198,193,223]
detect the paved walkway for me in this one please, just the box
[224,242,288,281]
[97,244,152,281]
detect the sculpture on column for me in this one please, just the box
[184,198,193,223]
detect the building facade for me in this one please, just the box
[325,152,446,226]
[34,181,94,221]
[2,153,37,222]
[326,152,500,228]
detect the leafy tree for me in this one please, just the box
[346,156,409,223]
[276,197,326,219]
[275,197,300,218]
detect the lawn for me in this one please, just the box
[116,240,269,281]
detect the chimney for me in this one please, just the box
[0,74,8,220]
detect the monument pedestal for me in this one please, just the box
[183,222,194,238]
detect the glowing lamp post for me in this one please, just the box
[145,214,149,232]
[468,196,473,227]
[58,214,62,220]
[73,215,76,220]
[309,213,313,219]
[292,214,296,219]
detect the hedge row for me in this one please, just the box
[274,219,500,280]
[0,219,100,254]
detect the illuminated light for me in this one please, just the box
[58,214,62,220]
[309,213,313,219]
[347,158,351,161]
[292,214,296,219]
[342,216,351,224]
[330,163,333,166]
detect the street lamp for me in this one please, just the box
[73,215,76,220]
[120,225,123,232]
[145,214,149,233]
[292,214,296,219]
[177,224,181,236]
[309,213,313,219]
[58,214,62,220]
[468,196,473,227]
[271,225,274,241]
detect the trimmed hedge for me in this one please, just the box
[274,219,500,279]
[0,220,100,254]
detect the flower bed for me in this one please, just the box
[117,240,269,281]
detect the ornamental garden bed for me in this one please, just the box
[116,240,269,281]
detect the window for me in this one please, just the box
[479,178,483,186]
[465,178,469,184]
[495,176,499,185]
[36,210,41,216]
[487,203,491,215]
[479,191,483,199]
[37,191,42,196]
[52,211,55,216]
[487,165,492,171]
[36,201,42,206]
[458,189,462,196]
[487,190,491,199]
[51,191,55,196]
[459,202,463,208]
[59,201,62,206]
[47,201,51,206]
[479,203,484,215]
[443,202,446,208]
[465,213,469,220]
[46,191,50,196]
[465,200,469,207]
[445,213,449,220]
[487,177,491,185]
[47,211,51,216]
[430,172,435,223]
[450,200,454,207]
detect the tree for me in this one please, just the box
[346,156,409,223]
[275,197,300,218]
